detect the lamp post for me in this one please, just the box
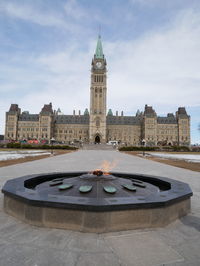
[142,139,146,156]
[50,137,55,155]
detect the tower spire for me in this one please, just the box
[95,35,104,59]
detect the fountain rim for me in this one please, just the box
[2,171,193,212]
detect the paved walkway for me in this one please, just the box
[0,150,199,266]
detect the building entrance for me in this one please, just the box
[95,135,100,144]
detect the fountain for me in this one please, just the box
[2,170,192,232]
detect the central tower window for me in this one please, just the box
[94,75,103,83]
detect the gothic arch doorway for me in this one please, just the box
[95,135,100,144]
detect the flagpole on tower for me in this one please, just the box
[99,24,101,37]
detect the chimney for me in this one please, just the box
[116,111,118,116]
[121,111,123,116]
[73,110,75,116]
[79,110,81,116]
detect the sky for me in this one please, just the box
[0,0,200,144]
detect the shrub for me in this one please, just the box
[39,144,50,149]
[21,144,33,149]
[172,146,190,152]
[6,142,21,148]
[119,145,191,152]
[0,143,6,148]
[61,145,77,150]
[162,146,174,151]
[6,142,77,150]
[191,146,200,152]
[119,146,157,151]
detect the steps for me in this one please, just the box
[82,144,117,150]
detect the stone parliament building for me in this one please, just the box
[5,36,190,146]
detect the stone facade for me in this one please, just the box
[4,36,190,146]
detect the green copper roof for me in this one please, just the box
[107,109,113,116]
[84,108,89,115]
[95,35,104,59]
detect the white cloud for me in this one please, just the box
[0,8,200,141]
[129,0,160,6]
[0,2,76,30]
[64,0,87,20]
[105,9,200,113]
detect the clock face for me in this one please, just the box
[96,61,102,68]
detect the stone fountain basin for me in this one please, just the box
[2,172,192,232]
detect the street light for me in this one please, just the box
[50,137,55,155]
[141,139,146,156]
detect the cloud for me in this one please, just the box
[0,0,102,30]
[105,9,200,112]
[64,0,87,20]
[0,1,75,30]
[129,0,160,6]
[0,7,200,144]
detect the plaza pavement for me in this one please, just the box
[0,150,200,266]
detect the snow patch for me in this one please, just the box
[148,153,200,163]
[0,150,51,161]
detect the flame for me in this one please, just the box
[99,160,118,175]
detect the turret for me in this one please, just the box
[143,105,157,146]
[5,104,21,140]
[39,103,54,142]
[176,107,190,146]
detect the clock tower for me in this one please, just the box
[89,35,107,144]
